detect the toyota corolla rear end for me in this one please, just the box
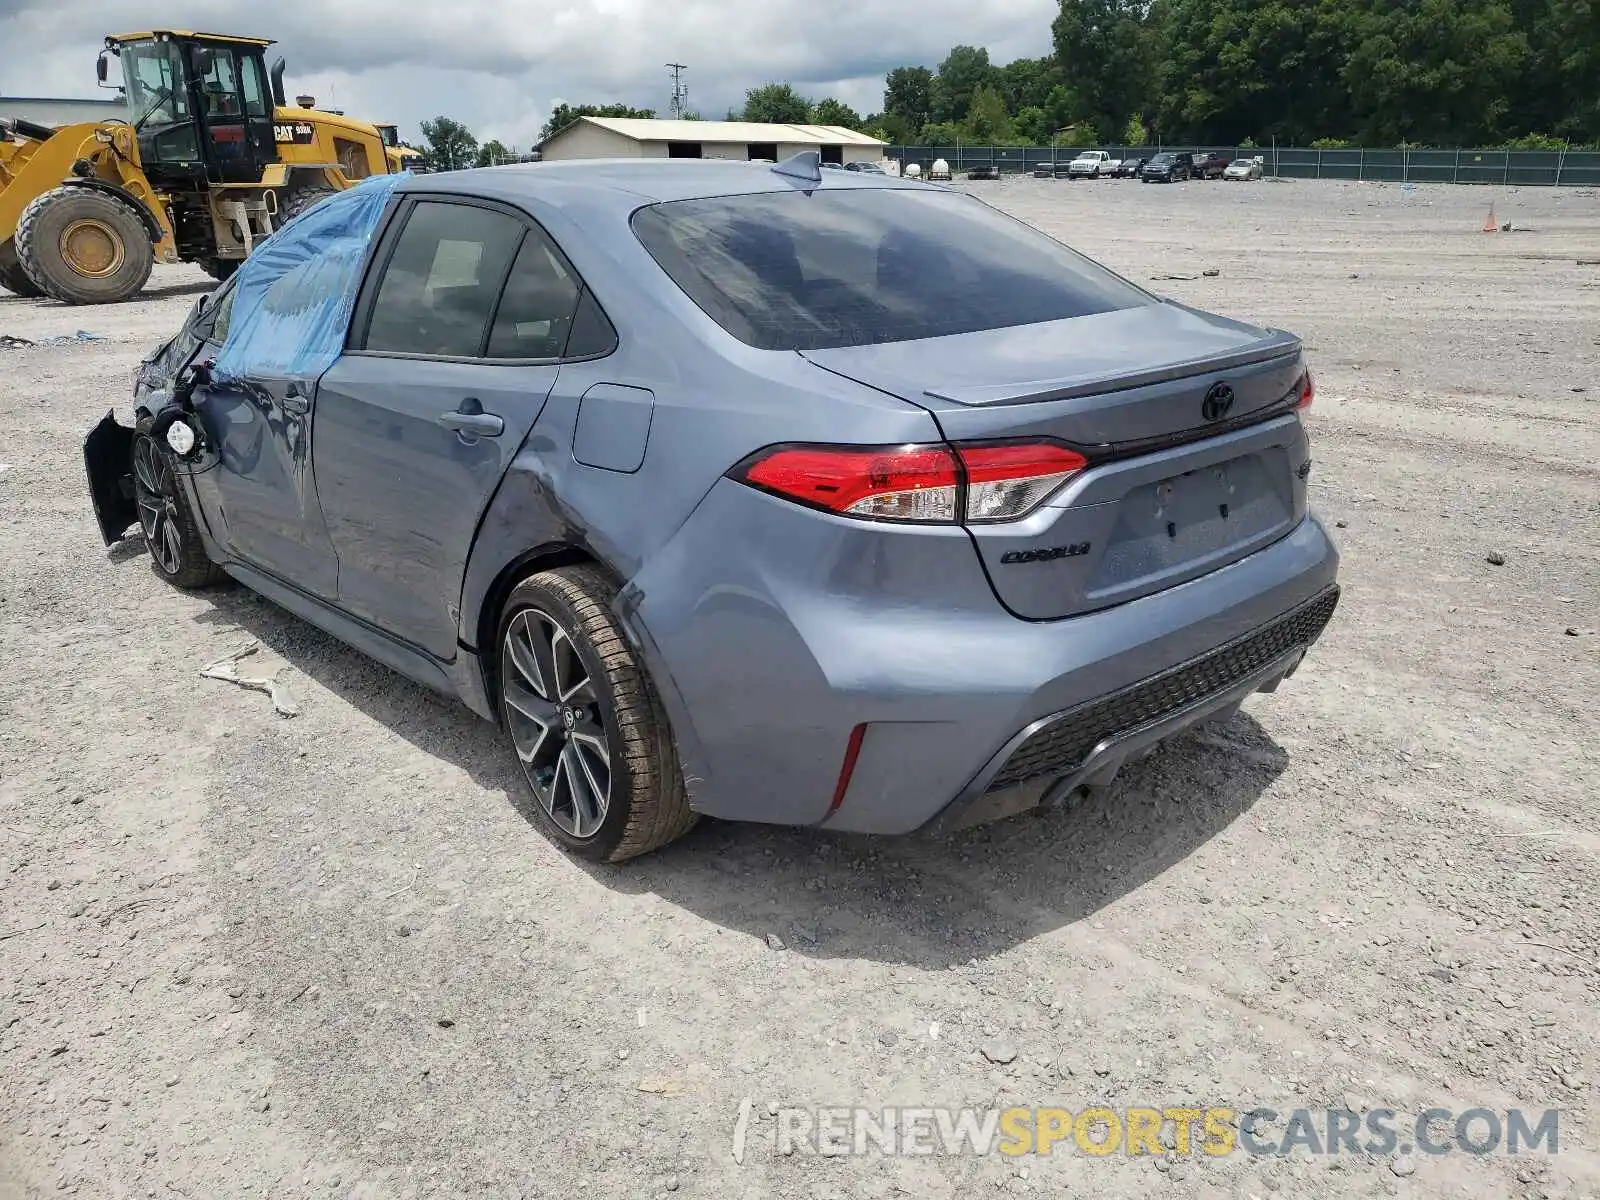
[623,177,1339,836]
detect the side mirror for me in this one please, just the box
[96,54,109,84]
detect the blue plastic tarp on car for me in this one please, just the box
[213,172,407,381]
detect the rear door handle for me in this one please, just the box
[282,381,310,415]
[438,398,503,438]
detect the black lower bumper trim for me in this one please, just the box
[990,586,1339,791]
[921,585,1340,835]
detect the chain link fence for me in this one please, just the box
[886,145,1600,187]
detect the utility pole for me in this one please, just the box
[666,63,688,119]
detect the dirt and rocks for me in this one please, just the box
[1,177,1596,1199]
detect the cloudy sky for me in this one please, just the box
[2,1,1055,150]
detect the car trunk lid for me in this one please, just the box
[800,303,1312,620]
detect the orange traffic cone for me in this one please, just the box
[1483,203,1498,233]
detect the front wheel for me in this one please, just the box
[497,566,697,862]
[131,417,227,589]
[15,186,154,304]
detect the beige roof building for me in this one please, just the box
[535,116,886,166]
[0,95,124,128]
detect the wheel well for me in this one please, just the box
[472,543,613,677]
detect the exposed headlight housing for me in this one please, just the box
[165,419,197,457]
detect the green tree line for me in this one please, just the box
[429,0,1598,168]
[874,0,1599,148]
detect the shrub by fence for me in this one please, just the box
[886,145,1600,187]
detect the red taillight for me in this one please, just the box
[731,439,1087,524]
[739,443,961,522]
[1296,370,1315,410]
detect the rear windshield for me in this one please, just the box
[629,188,1150,351]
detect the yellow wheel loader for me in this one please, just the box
[0,30,400,304]
[374,124,429,173]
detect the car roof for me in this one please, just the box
[398,158,922,207]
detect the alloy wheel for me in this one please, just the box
[501,607,612,839]
[132,436,183,576]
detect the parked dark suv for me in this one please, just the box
[1140,151,1194,183]
[1194,151,1231,179]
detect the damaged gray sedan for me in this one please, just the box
[84,156,1340,862]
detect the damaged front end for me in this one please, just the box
[83,409,138,546]
[84,293,215,547]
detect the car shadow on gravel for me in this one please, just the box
[609,712,1288,967]
[180,574,1288,968]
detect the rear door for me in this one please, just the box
[311,195,584,660]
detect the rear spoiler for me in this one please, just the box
[920,323,1302,407]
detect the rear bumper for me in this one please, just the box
[918,586,1337,836]
[627,477,1341,835]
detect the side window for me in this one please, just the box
[563,289,619,359]
[485,229,582,359]
[240,56,269,118]
[194,47,242,118]
[362,201,525,358]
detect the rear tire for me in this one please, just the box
[131,415,227,590]
[16,187,154,305]
[496,566,697,863]
[0,239,43,298]
[277,183,338,227]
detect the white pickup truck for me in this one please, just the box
[1067,150,1123,179]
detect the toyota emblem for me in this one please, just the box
[1202,382,1235,421]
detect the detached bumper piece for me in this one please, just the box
[83,409,137,546]
[926,585,1340,834]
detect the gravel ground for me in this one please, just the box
[1,177,1597,1200]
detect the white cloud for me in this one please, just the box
[0,0,1054,150]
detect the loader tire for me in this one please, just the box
[0,239,43,298]
[200,258,239,282]
[278,183,338,227]
[16,187,154,305]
